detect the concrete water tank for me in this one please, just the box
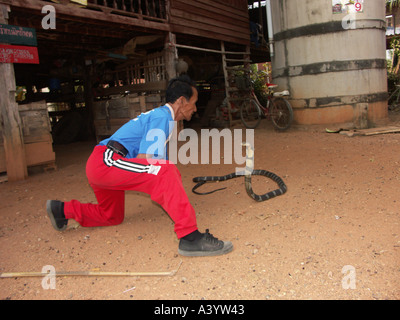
[270,0,388,126]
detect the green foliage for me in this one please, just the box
[388,39,400,98]
[250,64,269,107]
[387,0,400,12]
[388,38,400,77]
[233,63,271,107]
[391,38,400,56]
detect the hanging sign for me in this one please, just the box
[0,44,39,64]
[0,24,37,46]
[332,0,364,14]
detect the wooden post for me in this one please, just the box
[164,32,177,81]
[221,41,233,127]
[164,32,184,133]
[84,62,95,139]
[0,4,28,181]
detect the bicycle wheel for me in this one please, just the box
[240,99,262,129]
[270,97,293,131]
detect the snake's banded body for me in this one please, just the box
[192,143,287,202]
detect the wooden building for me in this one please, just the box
[0,0,270,181]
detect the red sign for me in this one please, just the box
[0,44,39,64]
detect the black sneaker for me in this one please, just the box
[178,229,233,257]
[46,200,68,231]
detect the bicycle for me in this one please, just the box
[239,83,294,130]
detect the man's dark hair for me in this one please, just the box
[166,75,196,104]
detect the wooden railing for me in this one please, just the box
[88,0,167,20]
[87,0,167,21]
[42,0,167,22]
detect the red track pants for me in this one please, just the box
[64,145,198,239]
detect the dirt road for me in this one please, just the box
[1,111,399,300]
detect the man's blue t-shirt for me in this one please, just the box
[99,105,174,159]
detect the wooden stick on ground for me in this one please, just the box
[0,261,183,279]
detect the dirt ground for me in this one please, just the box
[0,110,399,301]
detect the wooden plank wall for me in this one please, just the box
[169,0,250,45]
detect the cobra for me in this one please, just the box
[192,143,287,202]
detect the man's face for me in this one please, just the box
[179,87,198,121]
